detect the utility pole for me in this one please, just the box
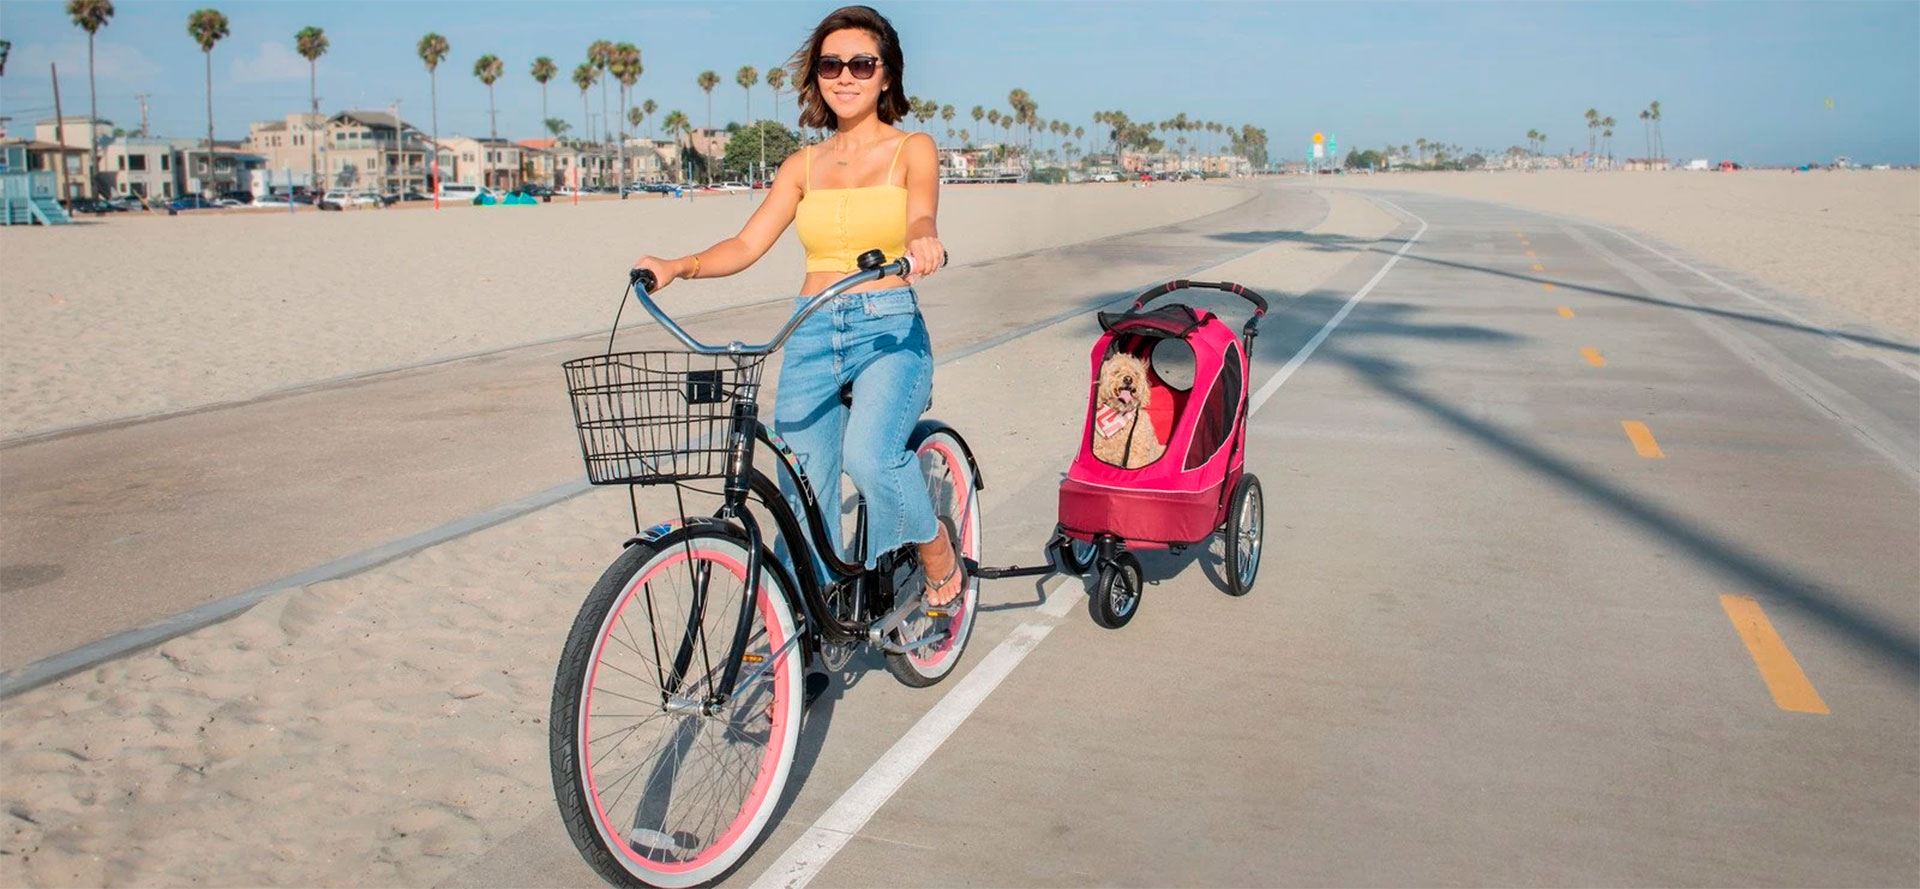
[51,62,69,202]
[136,93,151,137]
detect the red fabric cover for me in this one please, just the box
[1058,307,1250,546]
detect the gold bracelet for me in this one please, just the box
[687,254,701,279]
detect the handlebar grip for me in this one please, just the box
[630,267,657,293]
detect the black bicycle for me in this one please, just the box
[549,250,982,887]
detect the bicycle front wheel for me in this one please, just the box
[550,527,802,888]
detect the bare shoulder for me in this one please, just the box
[776,147,811,190]
[900,131,938,168]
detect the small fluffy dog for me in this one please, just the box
[1091,352,1164,469]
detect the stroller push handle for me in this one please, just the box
[1130,280,1270,338]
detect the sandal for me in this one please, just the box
[922,517,967,610]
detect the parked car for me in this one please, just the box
[251,194,294,208]
[1089,171,1120,183]
[107,195,146,211]
[519,184,554,197]
[219,190,255,205]
[435,183,497,203]
[320,190,381,209]
[168,195,219,211]
[64,197,118,214]
[714,181,751,193]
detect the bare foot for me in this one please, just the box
[919,531,964,608]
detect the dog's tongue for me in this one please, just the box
[1117,390,1134,407]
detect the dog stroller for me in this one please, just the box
[974,279,1270,628]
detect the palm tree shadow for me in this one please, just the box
[1369,230,1917,358]
[1259,292,1920,677]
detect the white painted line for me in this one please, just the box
[1593,223,1920,384]
[1249,198,1429,415]
[748,621,1056,889]
[750,193,1431,889]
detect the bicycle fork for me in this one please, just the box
[664,399,789,715]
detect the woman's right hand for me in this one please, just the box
[631,255,682,292]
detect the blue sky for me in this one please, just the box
[3,1,1915,164]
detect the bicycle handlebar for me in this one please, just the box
[627,248,947,356]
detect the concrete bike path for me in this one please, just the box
[0,182,1320,682]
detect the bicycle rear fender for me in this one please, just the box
[909,420,985,491]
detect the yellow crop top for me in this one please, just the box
[795,136,911,273]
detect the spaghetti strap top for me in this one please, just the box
[795,136,913,274]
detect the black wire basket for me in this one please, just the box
[562,350,767,485]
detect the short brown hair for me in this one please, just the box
[789,5,909,130]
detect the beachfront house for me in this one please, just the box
[177,142,267,196]
[548,142,615,188]
[31,116,111,198]
[246,111,430,196]
[98,136,179,202]
[438,136,524,191]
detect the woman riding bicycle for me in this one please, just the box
[631,5,962,607]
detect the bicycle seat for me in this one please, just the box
[838,382,933,412]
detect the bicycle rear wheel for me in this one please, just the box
[885,427,982,687]
[550,527,802,888]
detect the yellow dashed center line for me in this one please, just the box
[1543,282,1556,291]
[1621,420,1665,458]
[1581,346,1606,366]
[1531,263,1545,272]
[1525,249,1536,257]
[1719,594,1831,714]
[1558,306,1575,318]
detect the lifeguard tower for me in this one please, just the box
[1,143,74,225]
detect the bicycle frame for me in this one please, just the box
[627,251,950,707]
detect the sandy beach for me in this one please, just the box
[0,183,1244,441]
[0,188,1401,887]
[1328,169,1920,343]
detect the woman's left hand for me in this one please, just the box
[904,235,946,283]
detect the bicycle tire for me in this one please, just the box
[884,427,982,687]
[550,527,802,888]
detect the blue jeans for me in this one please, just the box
[773,287,938,573]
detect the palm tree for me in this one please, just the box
[545,118,570,139]
[971,104,985,138]
[1638,109,1651,162]
[697,69,719,180]
[641,98,657,138]
[572,62,595,145]
[737,66,758,180]
[532,56,557,132]
[588,40,614,143]
[1583,107,1599,161]
[1649,100,1664,160]
[417,32,448,190]
[662,109,689,182]
[473,54,503,139]
[940,104,955,147]
[611,42,640,195]
[765,67,786,126]
[295,25,328,190]
[1600,116,1616,162]
[188,8,229,195]
[1526,128,1539,155]
[68,0,115,199]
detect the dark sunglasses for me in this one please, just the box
[816,55,880,80]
